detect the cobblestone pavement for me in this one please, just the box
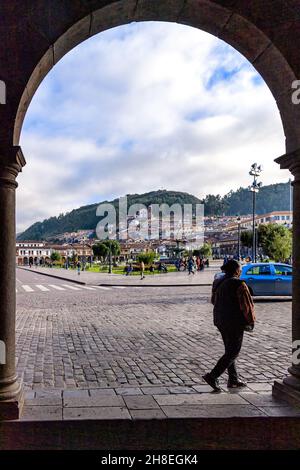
[16,270,292,390]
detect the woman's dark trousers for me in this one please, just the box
[210,326,244,381]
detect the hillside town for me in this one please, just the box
[16,210,293,266]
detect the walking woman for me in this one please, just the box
[203,259,255,392]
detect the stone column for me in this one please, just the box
[274,150,300,403]
[0,147,26,420]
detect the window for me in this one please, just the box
[274,265,292,276]
[246,265,271,276]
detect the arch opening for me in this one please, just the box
[12,0,300,154]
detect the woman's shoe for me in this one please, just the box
[227,380,247,388]
[202,373,222,392]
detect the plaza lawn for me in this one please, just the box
[87,265,178,275]
[47,264,177,275]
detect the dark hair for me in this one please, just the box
[223,259,241,276]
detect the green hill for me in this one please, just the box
[203,181,292,216]
[18,190,201,241]
[18,183,292,241]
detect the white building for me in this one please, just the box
[16,242,51,266]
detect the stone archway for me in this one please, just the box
[1,0,300,418]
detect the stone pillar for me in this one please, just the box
[274,150,300,404]
[0,147,26,420]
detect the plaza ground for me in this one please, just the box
[4,267,299,449]
[16,267,291,391]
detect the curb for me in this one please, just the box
[17,267,86,285]
[98,283,212,288]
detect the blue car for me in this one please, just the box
[240,263,292,296]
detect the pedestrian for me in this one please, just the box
[187,257,195,275]
[214,264,226,281]
[76,261,81,275]
[140,260,145,280]
[149,264,155,274]
[203,259,255,392]
[125,263,133,276]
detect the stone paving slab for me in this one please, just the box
[89,388,116,397]
[129,409,167,420]
[192,384,218,393]
[141,387,170,395]
[21,405,63,421]
[115,387,144,396]
[160,404,267,418]
[63,406,131,420]
[247,382,273,392]
[154,393,248,406]
[17,386,300,422]
[259,406,300,416]
[63,390,89,399]
[63,395,125,408]
[240,393,286,407]
[123,396,160,410]
[23,397,63,406]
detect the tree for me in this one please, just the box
[103,240,121,257]
[199,243,212,258]
[202,194,228,216]
[240,224,292,261]
[193,243,212,258]
[258,224,292,262]
[92,242,109,260]
[241,230,253,248]
[50,251,61,262]
[137,252,156,265]
[93,240,121,261]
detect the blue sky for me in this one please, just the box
[17,22,289,232]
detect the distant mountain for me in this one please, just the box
[18,183,292,241]
[18,190,201,241]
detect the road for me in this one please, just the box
[16,268,292,391]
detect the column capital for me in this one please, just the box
[275,148,300,179]
[0,146,26,187]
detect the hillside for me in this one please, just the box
[18,190,201,241]
[203,182,292,216]
[18,183,292,241]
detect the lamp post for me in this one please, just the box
[249,163,263,263]
[237,216,241,260]
[255,223,259,261]
[108,243,112,274]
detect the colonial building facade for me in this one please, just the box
[16,242,93,266]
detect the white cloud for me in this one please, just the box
[17,22,289,232]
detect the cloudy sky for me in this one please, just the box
[17,21,290,233]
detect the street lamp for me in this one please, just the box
[255,223,259,261]
[237,216,241,260]
[249,163,263,263]
[108,243,112,274]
